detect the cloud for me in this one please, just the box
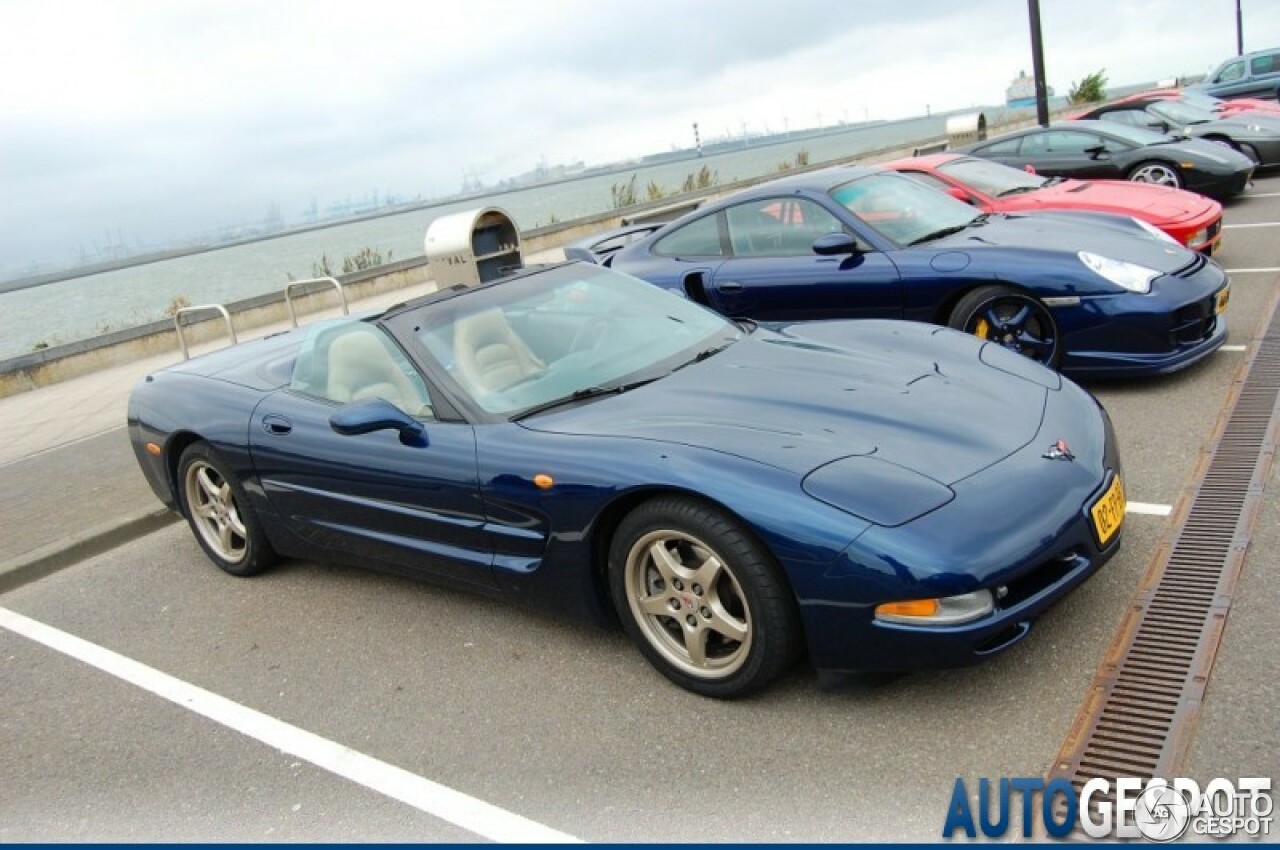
[1,0,1278,276]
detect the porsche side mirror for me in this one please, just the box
[812,232,863,256]
[1084,144,1110,159]
[330,398,427,446]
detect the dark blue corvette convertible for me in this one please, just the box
[607,166,1231,378]
[130,263,1124,697]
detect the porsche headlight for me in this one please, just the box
[1078,251,1159,294]
[1131,217,1178,245]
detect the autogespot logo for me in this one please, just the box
[942,776,1273,841]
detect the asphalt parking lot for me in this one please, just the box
[2,174,1278,842]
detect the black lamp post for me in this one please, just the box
[1027,0,1050,128]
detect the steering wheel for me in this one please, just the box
[570,315,620,354]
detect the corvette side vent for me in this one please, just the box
[1049,291,1280,798]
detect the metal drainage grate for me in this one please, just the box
[1050,291,1280,793]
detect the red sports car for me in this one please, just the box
[881,153,1224,254]
[1119,88,1280,119]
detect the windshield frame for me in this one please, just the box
[381,263,742,424]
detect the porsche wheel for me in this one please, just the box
[949,285,1061,368]
[178,442,277,577]
[609,497,799,698]
[1127,161,1182,189]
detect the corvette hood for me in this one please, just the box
[520,320,1049,484]
[934,212,1202,275]
[1009,179,1218,223]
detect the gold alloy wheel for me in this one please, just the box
[624,529,753,679]
[183,460,248,564]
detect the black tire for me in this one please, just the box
[948,284,1062,368]
[177,441,277,577]
[608,496,800,698]
[1126,160,1183,189]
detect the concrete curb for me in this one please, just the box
[0,507,179,595]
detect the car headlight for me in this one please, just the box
[1078,251,1159,294]
[1186,227,1209,248]
[1131,217,1178,245]
[875,590,995,626]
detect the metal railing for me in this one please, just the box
[285,276,348,327]
[173,304,237,360]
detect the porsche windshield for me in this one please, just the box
[831,172,981,246]
[401,264,739,417]
[937,157,1049,197]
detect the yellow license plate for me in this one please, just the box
[1216,285,1231,315]
[1090,475,1126,547]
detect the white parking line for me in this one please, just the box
[0,607,581,844]
[1243,192,1280,198]
[1221,345,1248,352]
[1225,268,1280,274]
[1222,222,1280,229]
[1127,502,1173,517]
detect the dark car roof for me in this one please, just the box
[719,165,880,196]
[957,120,1135,152]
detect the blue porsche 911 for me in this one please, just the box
[606,166,1231,378]
[130,263,1123,697]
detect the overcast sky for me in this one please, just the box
[2,0,1278,277]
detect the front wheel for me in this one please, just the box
[608,496,800,698]
[178,442,277,577]
[1127,160,1182,188]
[949,285,1061,368]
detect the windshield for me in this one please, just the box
[937,157,1048,197]
[1151,100,1215,125]
[831,172,980,246]
[397,264,738,417]
[1079,121,1169,146]
[1177,91,1220,110]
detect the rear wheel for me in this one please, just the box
[949,285,1061,368]
[1127,161,1182,188]
[609,496,800,698]
[178,442,277,577]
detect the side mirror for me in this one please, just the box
[1147,121,1170,133]
[330,398,427,446]
[1084,144,1109,159]
[812,232,863,256]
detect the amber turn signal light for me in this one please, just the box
[875,598,940,619]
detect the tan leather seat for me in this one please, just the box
[326,330,429,413]
[452,308,543,395]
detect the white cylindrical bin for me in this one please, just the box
[945,113,988,148]
[424,206,522,288]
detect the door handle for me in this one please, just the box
[261,414,292,436]
[718,281,744,293]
